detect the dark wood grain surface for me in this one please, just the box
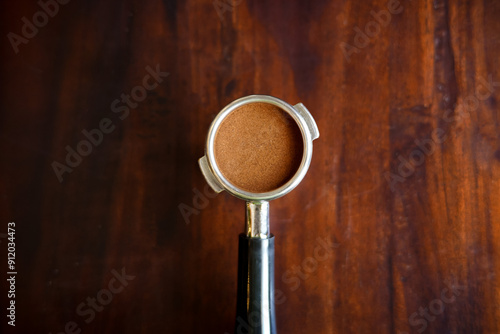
[1,0,499,333]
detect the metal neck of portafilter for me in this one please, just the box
[245,201,270,239]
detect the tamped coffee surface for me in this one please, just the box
[214,102,303,193]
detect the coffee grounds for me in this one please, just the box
[214,102,303,193]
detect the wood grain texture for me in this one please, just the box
[0,0,499,333]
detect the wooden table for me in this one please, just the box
[1,0,499,333]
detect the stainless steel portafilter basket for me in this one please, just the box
[199,95,319,334]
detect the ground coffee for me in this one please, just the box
[214,102,303,193]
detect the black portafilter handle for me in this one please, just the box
[235,234,276,334]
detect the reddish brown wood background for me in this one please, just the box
[1,0,499,333]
